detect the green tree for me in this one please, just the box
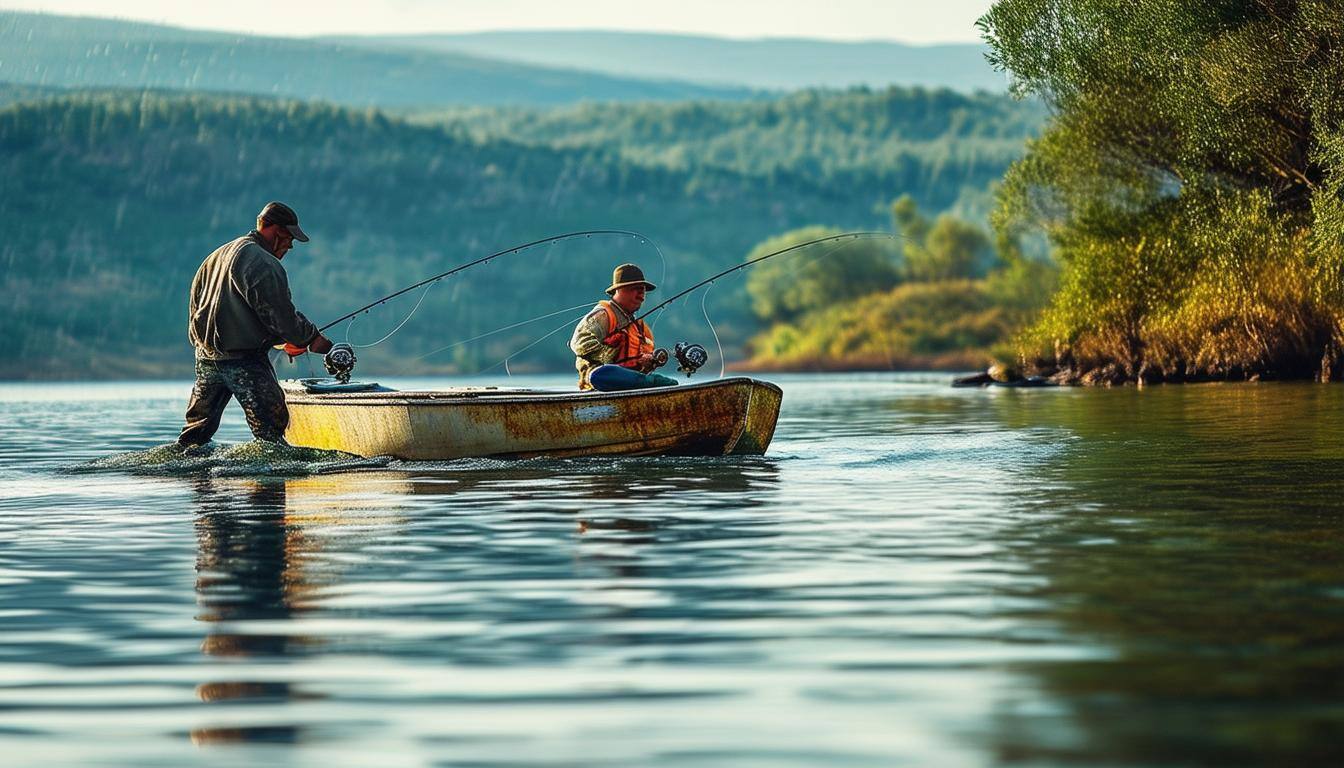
[981,0,1344,380]
[892,194,999,281]
[744,226,902,325]
[891,195,930,244]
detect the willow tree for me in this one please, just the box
[981,0,1344,381]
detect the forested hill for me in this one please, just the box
[0,12,753,106]
[328,30,1005,93]
[0,86,1036,379]
[0,83,66,106]
[423,87,1045,215]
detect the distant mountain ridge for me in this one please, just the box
[0,12,754,106]
[415,86,1043,221]
[328,30,1006,93]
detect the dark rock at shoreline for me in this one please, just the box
[994,375,1056,388]
[951,372,995,387]
[951,368,1058,388]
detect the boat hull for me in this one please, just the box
[282,377,782,460]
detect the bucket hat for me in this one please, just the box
[606,263,656,296]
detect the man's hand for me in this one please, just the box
[635,352,656,373]
[309,333,334,355]
[281,333,333,358]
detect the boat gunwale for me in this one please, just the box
[282,376,781,407]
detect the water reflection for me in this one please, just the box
[15,376,1344,764]
[561,458,781,583]
[192,478,311,744]
[980,384,1344,765]
[187,458,780,747]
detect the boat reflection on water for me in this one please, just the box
[565,458,781,580]
[188,457,779,747]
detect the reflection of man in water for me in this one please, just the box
[569,263,678,392]
[195,479,297,658]
[192,479,307,743]
[178,202,334,448]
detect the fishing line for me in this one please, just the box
[646,304,669,333]
[318,229,667,335]
[700,282,725,379]
[634,231,898,324]
[411,301,595,362]
[467,306,595,379]
[678,235,868,377]
[348,281,438,349]
[495,313,586,378]
[265,344,321,374]
[306,230,905,378]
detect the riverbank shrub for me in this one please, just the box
[1021,190,1344,381]
[742,200,1057,370]
[746,280,1012,371]
[982,0,1344,383]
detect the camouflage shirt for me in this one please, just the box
[569,300,644,389]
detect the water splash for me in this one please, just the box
[69,440,392,477]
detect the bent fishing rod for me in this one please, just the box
[632,231,897,325]
[590,231,900,378]
[317,229,662,334]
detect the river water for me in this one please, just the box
[2,373,1342,767]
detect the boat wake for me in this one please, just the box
[69,441,393,477]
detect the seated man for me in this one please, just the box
[569,263,678,391]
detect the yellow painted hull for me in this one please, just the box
[282,377,782,460]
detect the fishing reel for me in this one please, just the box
[323,343,357,384]
[648,342,707,377]
[675,342,708,376]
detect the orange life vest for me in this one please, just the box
[600,300,653,368]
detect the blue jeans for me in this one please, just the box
[589,364,678,392]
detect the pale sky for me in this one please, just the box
[1,0,996,43]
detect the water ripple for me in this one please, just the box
[3,375,1344,765]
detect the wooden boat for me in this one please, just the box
[280,377,783,460]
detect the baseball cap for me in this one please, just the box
[258,201,309,243]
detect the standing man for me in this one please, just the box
[177,202,333,448]
[569,263,678,391]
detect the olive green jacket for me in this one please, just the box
[187,232,318,360]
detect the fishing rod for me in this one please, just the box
[308,230,893,382]
[592,231,897,379]
[634,231,896,324]
[317,229,662,334]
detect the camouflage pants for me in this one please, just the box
[178,355,289,446]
